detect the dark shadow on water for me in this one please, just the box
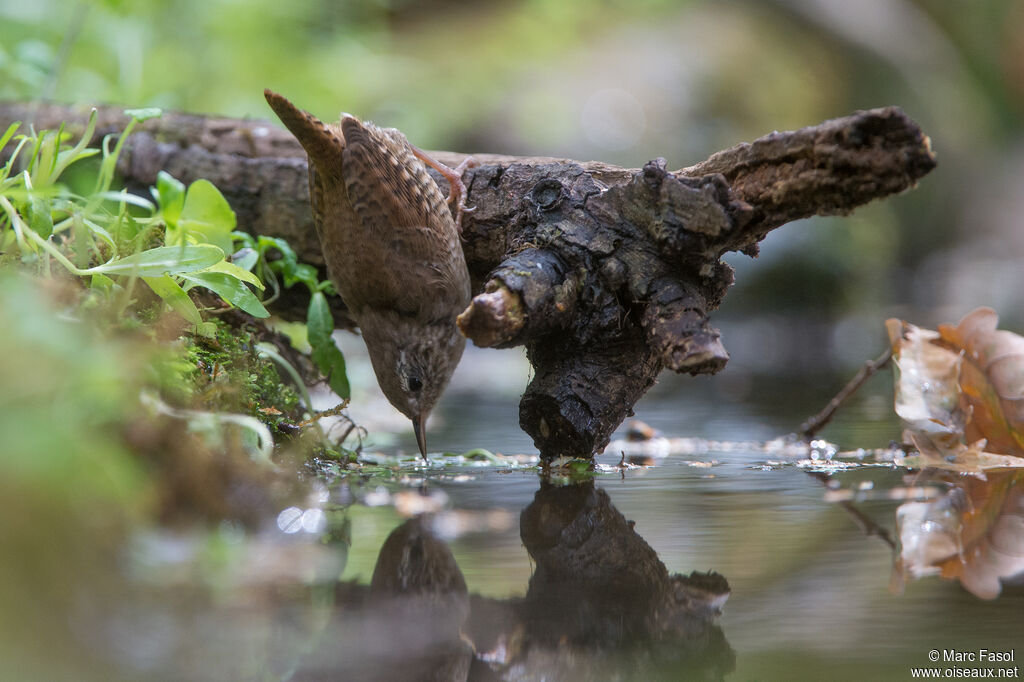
[294,479,734,681]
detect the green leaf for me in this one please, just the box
[124,107,162,122]
[460,448,502,463]
[257,342,314,410]
[232,231,256,250]
[307,292,350,399]
[198,259,265,290]
[194,321,217,338]
[0,121,20,156]
[312,342,350,399]
[94,111,138,195]
[33,128,60,187]
[288,263,319,290]
[94,190,155,213]
[181,271,269,318]
[84,215,119,255]
[307,291,334,346]
[87,244,223,276]
[54,146,99,170]
[90,273,115,293]
[177,179,236,255]
[142,274,203,324]
[50,110,97,183]
[257,235,297,261]
[231,247,258,273]
[29,197,53,238]
[152,170,185,227]
[254,235,317,292]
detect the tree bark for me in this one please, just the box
[0,101,936,458]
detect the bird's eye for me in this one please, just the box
[407,376,423,392]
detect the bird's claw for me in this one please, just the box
[408,146,477,234]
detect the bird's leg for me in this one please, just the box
[408,144,477,233]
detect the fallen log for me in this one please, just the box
[0,101,936,458]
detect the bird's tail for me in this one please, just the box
[264,89,344,176]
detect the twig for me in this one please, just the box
[807,471,897,550]
[298,399,352,428]
[799,346,893,440]
[835,498,897,550]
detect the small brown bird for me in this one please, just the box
[264,89,472,459]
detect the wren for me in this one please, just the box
[264,89,472,459]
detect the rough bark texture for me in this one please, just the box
[0,101,936,458]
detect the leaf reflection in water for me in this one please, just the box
[894,471,1024,600]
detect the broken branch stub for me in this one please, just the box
[0,103,935,459]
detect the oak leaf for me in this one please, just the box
[886,308,1024,470]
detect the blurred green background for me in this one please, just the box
[3,0,1022,378]
[3,4,1024,679]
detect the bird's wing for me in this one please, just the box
[340,118,452,242]
[339,118,467,316]
[308,163,325,239]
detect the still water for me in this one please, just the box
[315,356,1023,681]
[44,347,1023,681]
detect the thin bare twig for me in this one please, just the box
[807,471,897,550]
[298,399,352,428]
[799,346,893,440]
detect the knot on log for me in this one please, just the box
[643,278,730,374]
[455,280,524,347]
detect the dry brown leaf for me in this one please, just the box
[938,308,1024,456]
[886,318,965,453]
[886,309,1024,470]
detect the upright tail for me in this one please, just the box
[263,89,345,176]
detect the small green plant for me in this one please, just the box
[0,108,268,337]
[0,110,354,460]
[234,233,350,400]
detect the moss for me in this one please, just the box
[184,317,303,436]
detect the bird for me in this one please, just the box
[264,89,472,459]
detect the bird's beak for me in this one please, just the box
[413,413,428,460]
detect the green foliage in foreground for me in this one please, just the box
[0,271,148,508]
[0,108,350,407]
[0,109,269,337]
[0,271,145,681]
[0,269,319,680]
[233,232,350,400]
[0,110,370,540]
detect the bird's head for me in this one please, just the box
[359,311,466,459]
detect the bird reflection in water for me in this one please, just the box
[296,480,733,681]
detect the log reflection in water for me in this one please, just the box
[298,480,733,680]
[503,480,734,680]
